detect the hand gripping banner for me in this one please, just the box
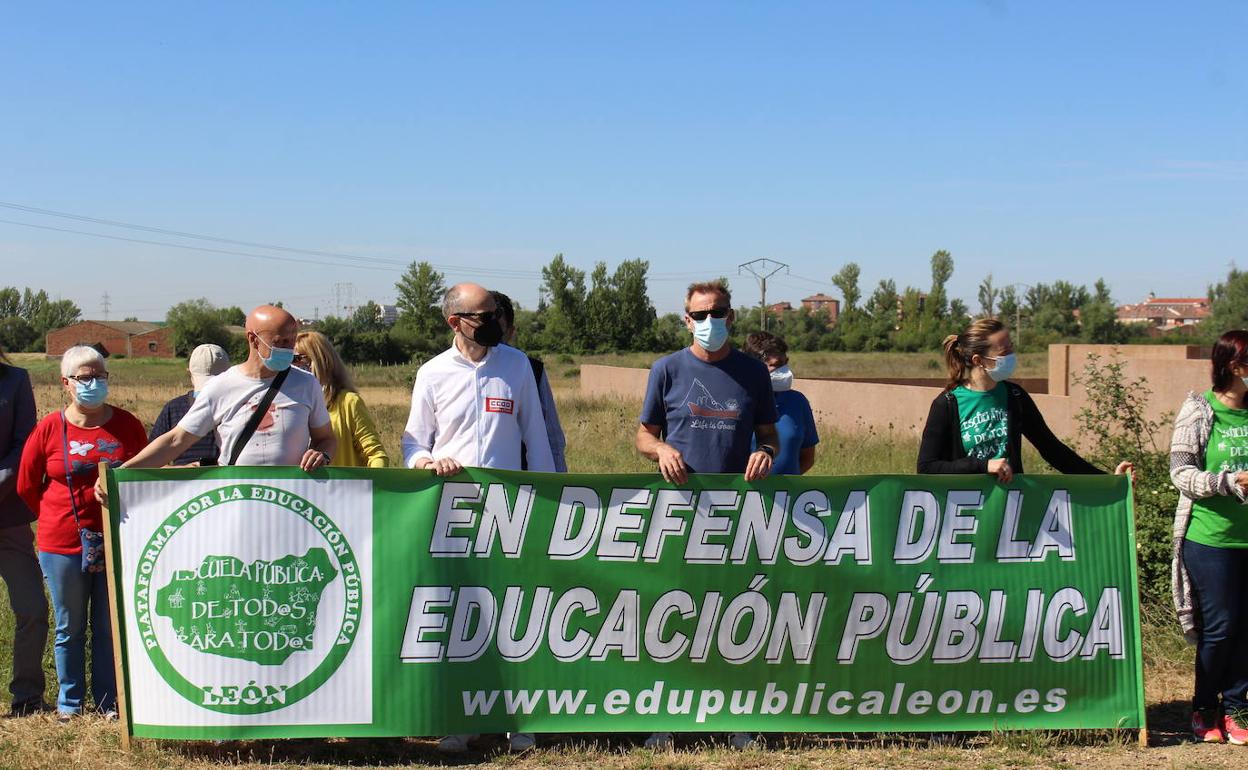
[103,466,1145,740]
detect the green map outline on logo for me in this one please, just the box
[133,484,362,715]
[154,548,339,666]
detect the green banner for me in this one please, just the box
[106,467,1145,739]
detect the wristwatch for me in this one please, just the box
[318,450,331,466]
[759,445,776,459]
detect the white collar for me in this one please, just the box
[449,342,492,368]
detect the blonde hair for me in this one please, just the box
[295,331,356,406]
[942,317,1006,389]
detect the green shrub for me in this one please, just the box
[1072,353,1176,605]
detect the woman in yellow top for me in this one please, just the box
[294,332,390,468]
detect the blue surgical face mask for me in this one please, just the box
[692,316,730,352]
[986,352,1017,382]
[256,336,295,372]
[74,378,109,407]
[770,365,794,391]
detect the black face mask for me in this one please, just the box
[470,318,504,348]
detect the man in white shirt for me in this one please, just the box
[401,283,552,755]
[100,305,336,478]
[402,283,554,475]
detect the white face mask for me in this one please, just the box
[770,365,794,391]
[692,316,730,352]
[985,352,1017,382]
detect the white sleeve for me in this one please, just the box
[401,371,437,468]
[307,379,331,429]
[517,362,555,472]
[176,381,218,438]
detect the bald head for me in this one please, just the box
[247,304,296,335]
[442,283,494,319]
[244,305,299,371]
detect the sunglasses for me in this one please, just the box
[455,311,497,323]
[686,307,730,322]
[66,373,109,384]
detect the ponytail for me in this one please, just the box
[943,318,1006,389]
[942,334,966,390]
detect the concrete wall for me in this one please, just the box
[581,343,1212,447]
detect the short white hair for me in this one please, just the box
[61,346,107,377]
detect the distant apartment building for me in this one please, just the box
[801,294,841,325]
[376,303,400,326]
[767,301,793,314]
[1116,294,1210,328]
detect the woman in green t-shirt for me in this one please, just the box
[917,317,1132,480]
[1171,329,1248,745]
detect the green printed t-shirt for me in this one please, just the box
[1187,391,1248,548]
[952,383,1009,461]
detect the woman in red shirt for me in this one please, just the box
[17,346,147,719]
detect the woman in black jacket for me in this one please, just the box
[917,317,1132,480]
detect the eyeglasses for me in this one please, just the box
[292,354,310,368]
[66,373,109,384]
[454,311,497,323]
[687,307,730,322]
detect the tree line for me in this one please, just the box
[0,287,82,353]
[7,259,1247,363]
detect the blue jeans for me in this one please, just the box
[1183,539,1248,712]
[38,551,115,714]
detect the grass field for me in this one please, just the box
[0,351,1219,768]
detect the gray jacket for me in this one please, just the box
[1170,391,1247,643]
[0,365,36,527]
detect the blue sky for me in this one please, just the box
[2,1,1244,320]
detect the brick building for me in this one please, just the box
[46,320,176,359]
[801,294,841,324]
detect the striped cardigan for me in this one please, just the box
[1170,391,1248,643]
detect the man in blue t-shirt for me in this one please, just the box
[743,331,819,474]
[637,280,780,483]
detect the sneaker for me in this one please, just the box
[729,732,757,749]
[1223,711,1248,746]
[436,734,478,754]
[1192,709,1224,743]
[508,732,536,752]
[643,732,674,749]
[56,711,79,724]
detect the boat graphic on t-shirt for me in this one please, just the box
[684,379,741,420]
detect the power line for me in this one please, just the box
[0,201,759,295]
[0,203,543,279]
[0,199,744,282]
[0,217,400,272]
[0,200,411,269]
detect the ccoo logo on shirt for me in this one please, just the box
[485,397,514,414]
